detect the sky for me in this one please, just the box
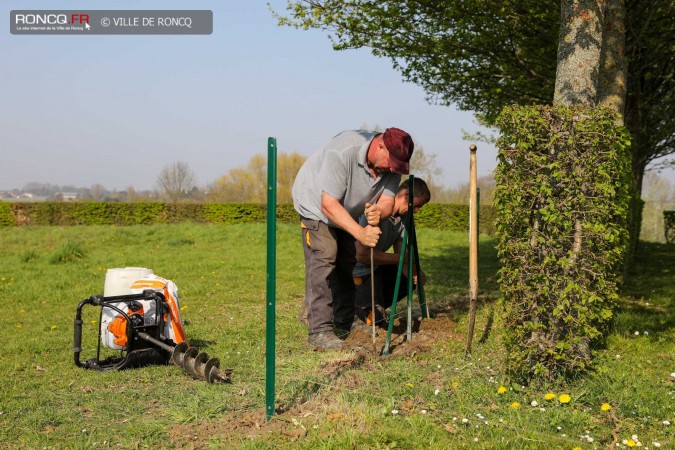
[0,1,499,192]
[1,1,672,192]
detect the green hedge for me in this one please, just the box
[415,203,496,234]
[0,202,495,233]
[495,105,632,382]
[0,203,13,226]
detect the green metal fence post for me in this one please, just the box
[265,137,277,421]
[383,228,407,356]
[411,218,429,318]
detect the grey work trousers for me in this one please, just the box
[300,218,356,334]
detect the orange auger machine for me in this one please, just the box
[74,270,232,384]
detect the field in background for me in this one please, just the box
[0,223,672,449]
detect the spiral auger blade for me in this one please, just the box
[171,342,233,384]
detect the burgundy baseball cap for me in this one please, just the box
[383,127,414,174]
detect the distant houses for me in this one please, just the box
[0,190,77,201]
[56,192,78,201]
[0,190,35,200]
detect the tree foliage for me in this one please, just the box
[156,161,196,203]
[435,174,496,205]
[209,154,266,203]
[276,0,674,190]
[410,145,443,198]
[624,0,675,185]
[277,0,558,125]
[208,152,306,203]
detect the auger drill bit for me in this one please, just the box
[171,342,233,384]
[138,334,232,384]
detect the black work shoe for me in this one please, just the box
[334,318,355,340]
[308,331,343,350]
[334,326,350,340]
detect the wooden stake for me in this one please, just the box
[466,144,478,357]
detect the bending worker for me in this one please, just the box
[292,128,415,350]
[353,177,431,329]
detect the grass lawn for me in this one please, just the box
[0,223,672,449]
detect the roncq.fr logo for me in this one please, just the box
[14,13,90,26]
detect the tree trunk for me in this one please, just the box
[554,0,606,106]
[623,16,647,267]
[597,0,627,122]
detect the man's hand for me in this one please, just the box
[358,225,381,247]
[364,202,380,226]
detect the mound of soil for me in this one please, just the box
[343,312,459,357]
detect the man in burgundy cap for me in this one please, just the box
[292,128,415,350]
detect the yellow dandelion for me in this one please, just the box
[498,386,507,394]
[50,325,58,330]
[180,305,188,311]
[573,447,583,450]
[406,383,414,387]
[558,394,571,403]
[627,439,636,447]
[452,381,459,388]
[544,393,556,400]
[1,277,5,281]
[510,401,520,408]
[601,403,611,411]
[15,323,22,329]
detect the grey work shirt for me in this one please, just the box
[292,130,401,225]
[352,215,405,277]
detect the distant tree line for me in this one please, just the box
[7,182,159,202]
[10,152,673,242]
[9,150,495,204]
